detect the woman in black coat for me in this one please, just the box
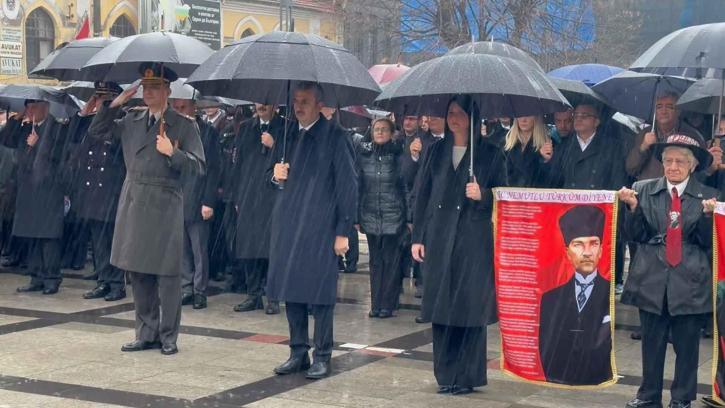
[501,115,553,187]
[411,96,506,395]
[355,118,408,319]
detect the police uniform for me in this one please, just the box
[87,64,205,355]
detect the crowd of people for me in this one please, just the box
[0,61,724,406]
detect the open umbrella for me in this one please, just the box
[80,32,214,83]
[593,71,693,122]
[29,37,119,81]
[446,41,542,70]
[548,77,608,108]
[375,53,569,179]
[548,63,624,86]
[186,31,381,107]
[677,78,725,114]
[368,64,410,86]
[0,84,81,118]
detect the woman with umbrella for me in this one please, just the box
[501,115,553,187]
[411,95,506,395]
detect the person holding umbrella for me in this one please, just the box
[411,95,506,395]
[0,100,68,294]
[267,81,358,380]
[618,134,720,408]
[88,63,205,356]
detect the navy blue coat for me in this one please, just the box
[266,115,358,305]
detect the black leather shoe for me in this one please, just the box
[83,284,110,299]
[668,401,690,408]
[161,344,178,355]
[305,361,331,379]
[1,257,19,267]
[181,293,194,306]
[265,300,280,315]
[625,398,663,408]
[104,289,126,302]
[415,316,430,324]
[437,385,452,394]
[121,340,161,352]
[193,294,207,310]
[274,355,311,375]
[631,331,642,340]
[368,309,380,318]
[379,309,393,319]
[16,283,43,293]
[42,286,59,295]
[234,296,263,312]
[451,385,473,395]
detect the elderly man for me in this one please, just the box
[88,63,205,355]
[268,82,357,379]
[619,134,720,408]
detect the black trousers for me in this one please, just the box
[367,233,403,311]
[286,302,334,363]
[239,258,268,298]
[61,213,89,268]
[27,238,61,289]
[129,272,182,346]
[181,220,210,295]
[87,220,124,291]
[208,201,232,279]
[432,324,487,388]
[638,306,705,402]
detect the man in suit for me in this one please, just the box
[269,81,357,379]
[539,205,613,386]
[88,63,205,355]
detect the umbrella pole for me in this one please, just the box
[651,78,659,135]
[469,101,474,181]
[278,80,290,190]
[718,75,724,136]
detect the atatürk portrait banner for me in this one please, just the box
[493,188,618,388]
[711,203,725,405]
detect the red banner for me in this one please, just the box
[712,203,725,405]
[493,188,617,388]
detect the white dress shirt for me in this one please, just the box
[576,132,596,152]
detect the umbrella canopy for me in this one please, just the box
[592,71,693,121]
[630,22,725,79]
[374,53,569,118]
[446,41,542,70]
[63,81,130,101]
[368,64,410,86]
[80,32,214,83]
[548,63,624,86]
[186,31,381,107]
[548,76,608,108]
[0,84,81,118]
[676,78,725,114]
[29,37,119,81]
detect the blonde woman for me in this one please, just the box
[502,115,553,187]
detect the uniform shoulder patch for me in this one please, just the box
[129,106,148,112]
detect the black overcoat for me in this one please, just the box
[181,118,221,222]
[233,115,283,259]
[621,177,719,316]
[88,104,205,276]
[503,140,550,188]
[412,135,506,327]
[265,115,358,305]
[539,273,612,385]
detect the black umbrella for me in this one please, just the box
[676,78,725,114]
[446,40,542,70]
[80,32,214,83]
[0,84,81,118]
[29,37,119,81]
[186,31,381,107]
[548,77,608,108]
[592,71,693,122]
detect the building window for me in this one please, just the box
[110,15,136,38]
[241,28,255,38]
[25,8,55,72]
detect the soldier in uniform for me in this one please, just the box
[88,63,205,355]
[70,82,128,302]
[171,95,221,310]
[1,100,68,294]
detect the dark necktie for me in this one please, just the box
[666,187,682,267]
[260,123,270,153]
[575,279,594,311]
[148,115,156,130]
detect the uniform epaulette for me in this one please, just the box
[178,112,195,121]
[129,106,148,112]
[56,117,69,124]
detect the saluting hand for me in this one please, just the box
[617,187,638,211]
[110,83,140,108]
[539,141,553,163]
[334,236,349,256]
[465,176,482,201]
[80,95,98,116]
[261,132,274,148]
[156,132,174,157]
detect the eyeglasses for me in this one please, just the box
[662,158,691,167]
[572,112,596,120]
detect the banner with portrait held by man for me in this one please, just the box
[711,202,725,405]
[493,188,618,388]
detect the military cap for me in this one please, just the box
[93,81,123,95]
[559,205,605,245]
[138,62,179,83]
